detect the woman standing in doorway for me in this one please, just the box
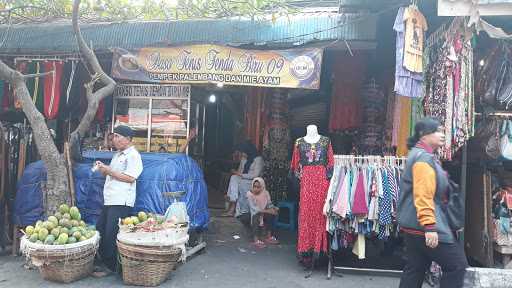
[398,117,467,288]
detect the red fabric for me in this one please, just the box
[351,171,368,215]
[43,61,63,119]
[328,52,367,132]
[2,84,11,111]
[95,99,105,122]
[291,143,334,254]
[244,87,267,151]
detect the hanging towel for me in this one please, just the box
[351,170,368,216]
[43,61,63,120]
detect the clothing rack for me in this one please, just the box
[327,154,407,279]
[334,155,408,168]
[475,111,512,118]
[14,57,81,63]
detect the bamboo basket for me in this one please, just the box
[117,240,182,286]
[21,232,100,283]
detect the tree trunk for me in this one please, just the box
[0,62,69,215]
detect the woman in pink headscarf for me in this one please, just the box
[239,177,279,248]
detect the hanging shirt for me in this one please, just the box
[403,6,428,73]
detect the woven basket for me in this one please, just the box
[21,233,100,283]
[117,240,182,287]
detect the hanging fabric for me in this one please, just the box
[30,62,46,114]
[358,78,386,154]
[95,99,105,122]
[0,81,4,109]
[328,52,367,132]
[394,7,424,98]
[325,155,405,259]
[43,61,63,120]
[397,96,412,156]
[262,89,291,202]
[245,87,267,151]
[423,18,474,160]
[403,6,428,73]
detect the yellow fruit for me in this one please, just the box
[131,216,140,225]
[123,217,133,225]
[57,234,68,245]
[25,226,35,236]
[47,216,59,225]
[59,204,70,214]
[72,231,81,239]
[138,211,148,222]
[38,228,49,241]
[60,227,69,236]
[51,228,60,238]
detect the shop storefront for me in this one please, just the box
[112,84,205,155]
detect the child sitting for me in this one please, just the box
[243,177,279,248]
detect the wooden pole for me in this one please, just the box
[64,142,76,206]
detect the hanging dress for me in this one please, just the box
[291,136,334,255]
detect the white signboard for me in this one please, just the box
[114,84,191,98]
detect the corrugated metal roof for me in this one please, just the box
[0,13,376,54]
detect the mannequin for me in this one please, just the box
[303,125,321,144]
[290,124,334,278]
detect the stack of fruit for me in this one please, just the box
[24,204,97,245]
[120,211,185,233]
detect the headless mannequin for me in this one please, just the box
[301,125,326,278]
[303,125,321,144]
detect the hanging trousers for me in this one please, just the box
[399,233,468,288]
[96,205,132,272]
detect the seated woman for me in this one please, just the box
[239,178,279,248]
[222,140,264,217]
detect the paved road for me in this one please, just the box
[0,213,401,288]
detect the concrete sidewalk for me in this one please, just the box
[0,211,509,288]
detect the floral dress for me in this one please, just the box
[290,136,334,255]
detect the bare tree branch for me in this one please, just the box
[71,0,116,138]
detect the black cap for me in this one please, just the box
[113,125,134,138]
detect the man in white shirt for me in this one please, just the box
[94,125,143,276]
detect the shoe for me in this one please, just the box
[92,266,112,278]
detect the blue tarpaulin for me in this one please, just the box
[13,151,209,230]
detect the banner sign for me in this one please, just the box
[111,45,323,89]
[113,84,191,98]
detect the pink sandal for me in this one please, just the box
[252,240,267,249]
[265,236,280,245]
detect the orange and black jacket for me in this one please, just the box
[397,142,455,243]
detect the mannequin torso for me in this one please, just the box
[303,125,321,144]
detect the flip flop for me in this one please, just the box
[252,240,266,249]
[264,236,280,245]
[220,212,234,217]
